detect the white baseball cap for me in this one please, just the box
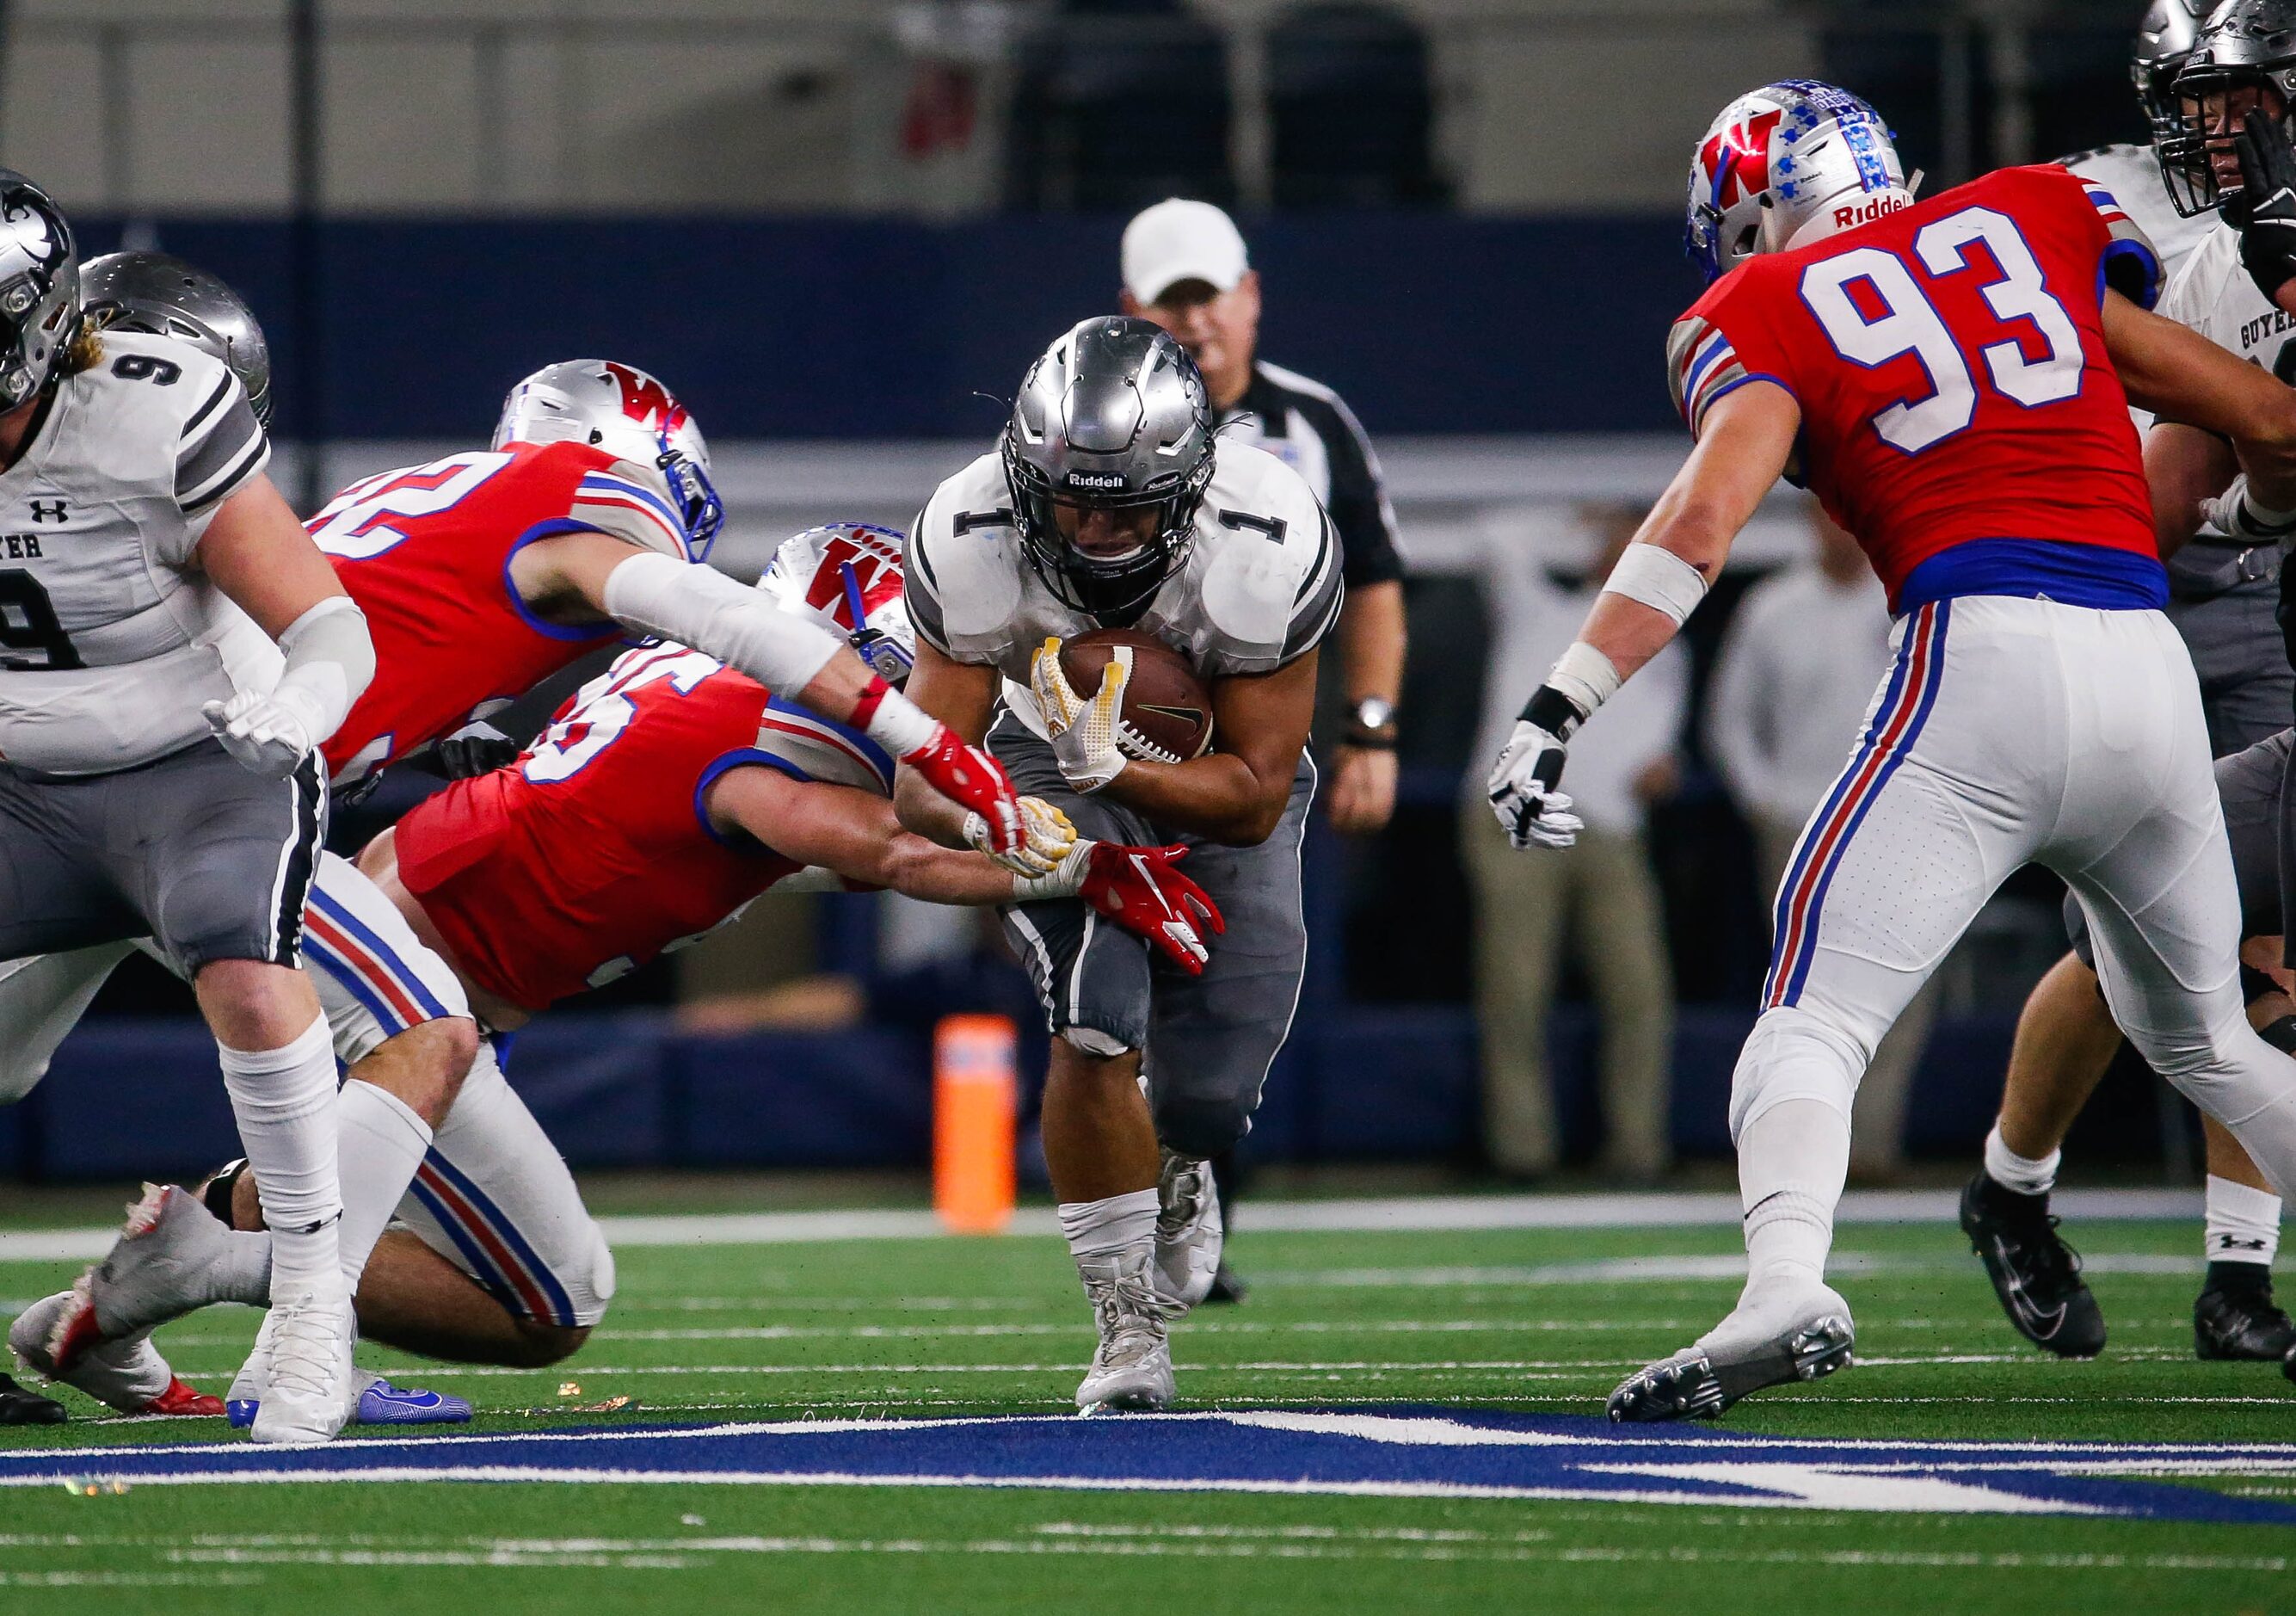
[1121,198,1249,306]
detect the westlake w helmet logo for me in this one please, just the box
[603,361,688,438]
[1700,108,1782,213]
[3,1409,2293,1523]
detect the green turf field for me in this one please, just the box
[0,1207,2291,1614]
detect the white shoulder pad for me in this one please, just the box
[751,695,896,795]
[1187,443,1343,675]
[567,455,692,558]
[905,452,1026,667]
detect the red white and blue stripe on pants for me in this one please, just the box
[1764,600,1950,1012]
[301,889,578,1327]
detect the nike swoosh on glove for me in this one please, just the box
[1031,637,1130,793]
[1486,717,1585,851]
[2236,107,2296,307]
[1019,841,1225,975]
[202,688,323,780]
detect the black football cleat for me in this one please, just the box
[0,1372,67,1425]
[2194,1266,2296,1360]
[1960,1172,2107,1358]
[1203,1261,1250,1305]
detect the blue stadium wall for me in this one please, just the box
[75,213,1697,439]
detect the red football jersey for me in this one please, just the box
[1668,163,2165,612]
[310,440,693,786]
[394,643,896,1014]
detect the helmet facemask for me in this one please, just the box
[2158,1,2296,219]
[0,174,78,411]
[1003,431,1210,621]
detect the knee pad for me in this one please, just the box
[1727,1007,1863,1144]
[1154,1093,1253,1163]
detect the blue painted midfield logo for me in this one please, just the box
[3,1409,2292,1525]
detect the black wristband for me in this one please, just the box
[2260,1014,2296,1056]
[1520,684,1586,739]
[1342,725,1398,750]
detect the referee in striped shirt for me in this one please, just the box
[1119,198,1407,837]
[1118,199,1409,1304]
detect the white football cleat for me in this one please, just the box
[46,1183,231,1374]
[247,1285,358,1446]
[9,1288,222,1416]
[1074,1246,1175,1413]
[1152,1152,1223,1314]
[1608,1278,1855,1423]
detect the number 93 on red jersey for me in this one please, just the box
[1667,163,2165,615]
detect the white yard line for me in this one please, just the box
[0,1187,2207,1264]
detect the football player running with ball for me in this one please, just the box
[0,176,379,1442]
[898,318,1339,1411]
[1488,82,2296,1421]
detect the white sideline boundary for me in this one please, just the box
[0,1187,2203,1263]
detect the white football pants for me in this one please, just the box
[1740,595,2296,1196]
[0,853,611,1324]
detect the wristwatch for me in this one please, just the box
[1345,696,1399,749]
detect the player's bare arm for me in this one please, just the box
[1066,648,1320,848]
[508,527,1028,858]
[712,765,1218,972]
[2144,421,2240,554]
[890,639,1004,847]
[1485,379,1796,852]
[195,473,377,779]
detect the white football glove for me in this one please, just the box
[963,794,1078,876]
[1031,636,1130,793]
[1486,716,1583,851]
[201,687,325,780]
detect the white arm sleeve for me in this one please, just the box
[602,551,842,697]
[271,595,375,745]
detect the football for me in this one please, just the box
[1059,628,1215,764]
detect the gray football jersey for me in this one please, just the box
[0,330,270,773]
[904,442,1341,737]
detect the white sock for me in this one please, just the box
[1984,1123,2059,1196]
[216,1015,342,1298]
[1057,1187,1159,1268]
[336,1080,433,1289]
[2205,1174,2282,1268]
[1737,1098,1850,1289]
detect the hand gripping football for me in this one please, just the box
[1058,629,1214,764]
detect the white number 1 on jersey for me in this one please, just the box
[1800,206,2085,455]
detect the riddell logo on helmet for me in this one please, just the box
[1065,472,1127,490]
[1834,194,1911,229]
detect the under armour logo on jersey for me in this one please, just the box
[27,498,65,524]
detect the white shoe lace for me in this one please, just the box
[262,1297,343,1406]
[1089,1267,1168,1372]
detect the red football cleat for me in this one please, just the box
[142,1377,224,1417]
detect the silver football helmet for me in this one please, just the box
[1002,316,1215,620]
[493,359,725,560]
[2160,0,2296,216]
[2135,0,2212,139]
[757,522,915,687]
[82,251,273,426]
[0,170,78,409]
[1685,81,1913,283]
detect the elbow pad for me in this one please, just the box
[273,595,374,744]
[602,551,841,696]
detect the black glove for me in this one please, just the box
[408,719,520,780]
[2234,108,2296,307]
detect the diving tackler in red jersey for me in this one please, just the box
[306,358,1034,863]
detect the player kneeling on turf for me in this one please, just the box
[895,318,1338,1412]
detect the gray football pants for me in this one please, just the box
[988,711,1313,1162]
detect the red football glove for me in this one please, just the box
[902,725,1025,860]
[1079,842,1225,977]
